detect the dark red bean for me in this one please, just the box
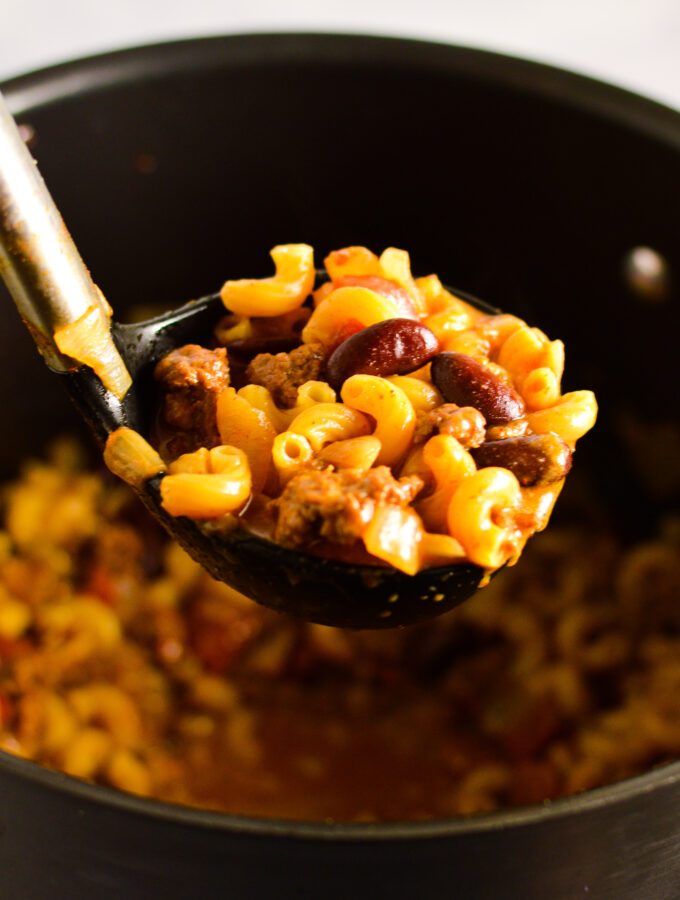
[430,352,525,426]
[472,434,572,486]
[326,318,439,391]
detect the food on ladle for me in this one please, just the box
[105,244,597,576]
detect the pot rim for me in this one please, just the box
[3,743,680,839]
[2,31,680,840]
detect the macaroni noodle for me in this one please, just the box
[341,375,416,466]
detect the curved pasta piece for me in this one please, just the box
[324,246,382,281]
[404,362,434,382]
[317,435,382,472]
[362,504,423,575]
[424,304,476,342]
[39,599,122,652]
[386,376,443,412]
[414,274,449,312]
[497,323,565,382]
[525,390,598,445]
[476,314,524,352]
[67,684,142,747]
[61,728,115,780]
[272,432,314,484]
[301,286,412,349]
[441,329,491,359]
[103,427,166,489]
[416,434,476,533]
[441,328,491,362]
[220,244,315,316]
[378,247,427,315]
[287,402,371,451]
[521,481,564,533]
[214,315,252,344]
[237,384,291,433]
[292,380,337,412]
[237,382,338,435]
[216,388,276,492]
[447,467,522,569]
[418,532,467,569]
[520,366,561,410]
[341,375,416,466]
[331,275,420,319]
[419,278,479,340]
[399,444,432,488]
[166,447,210,474]
[236,384,291,433]
[313,281,335,307]
[160,446,251,518]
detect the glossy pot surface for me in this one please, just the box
[0,33,679,900]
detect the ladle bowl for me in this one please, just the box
[68,288,496,629]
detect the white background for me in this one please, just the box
[0,0,679,110]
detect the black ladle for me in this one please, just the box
[0,90,491,629]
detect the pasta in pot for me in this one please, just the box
[105,244,597,575]
[1,441,679,821]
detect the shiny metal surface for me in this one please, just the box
[0,90,127,381]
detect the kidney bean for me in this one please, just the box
[430,352,525,425]
[326,318,439,391]
[472,433,572,486]
[334,275,419,319]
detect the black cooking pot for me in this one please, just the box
[0,34,678,900]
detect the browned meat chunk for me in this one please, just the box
[154,344,230,458]
[472,433,572,486]
[414,403,487,448]
[245,342,326,408]
[271,466,424,547]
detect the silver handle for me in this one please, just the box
[0,89,130,393]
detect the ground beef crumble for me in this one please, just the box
[245,342,326,408]
[414,403,487,448]
[271,466,424,548]
[154,344,230,459]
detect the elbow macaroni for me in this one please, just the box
[302,286,410,348]
[216,388,275,493]
[220,244,315,316]
[447,467,523,569]
[525,390,598,445]
[362,505,423,575]
[286,403,372,452]
[272,432,314,485]
[416,435,477,533]
[317,436,382,472]
[121,242,597,577]
[378,247,428,315]
[160,446,252,519]
[386,376,443,412]
[341,375,416,467]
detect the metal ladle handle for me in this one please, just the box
[0,89,130,390]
